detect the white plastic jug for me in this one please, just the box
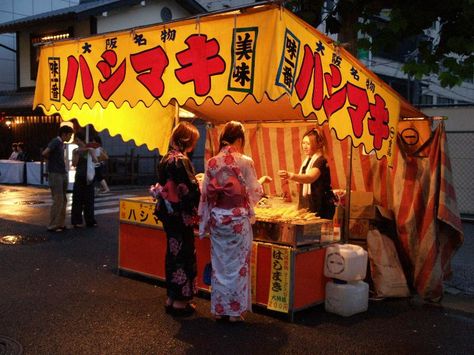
[325,280,369,317]
[324,243,368,281]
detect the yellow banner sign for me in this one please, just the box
[119,198,162,228]
[267,244,291,313]
[34,5,406,161]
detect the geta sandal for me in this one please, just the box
[168,303,196,317]
[214,315,229,322]
[229,315,244,323]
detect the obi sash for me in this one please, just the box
[160,180,179,203]
[207,175,246,209]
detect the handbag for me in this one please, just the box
[86,153,96,185]
[203,262,212,286]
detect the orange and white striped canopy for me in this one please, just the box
[33,4,423,160]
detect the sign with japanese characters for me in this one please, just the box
[34,5,418,161]
[267,245,291,312]
[119,198,162,228]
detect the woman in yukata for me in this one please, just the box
[153,121,201,317]
[199,121,272,322]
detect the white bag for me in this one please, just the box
[86,153,95,185]
[367,229,410,298]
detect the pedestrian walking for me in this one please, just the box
[90,135,110,194]
[42,125,74,232]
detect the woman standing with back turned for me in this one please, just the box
[153,121,201,316]
[199,121,271,322]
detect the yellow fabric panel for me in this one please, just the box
[34,4,422,163]
[182,94,315,122]
[40,101,174,153]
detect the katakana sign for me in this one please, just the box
[34,5,411,162]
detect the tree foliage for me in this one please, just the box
[285,0,474,87]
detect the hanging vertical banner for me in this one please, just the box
[267,245,291,312]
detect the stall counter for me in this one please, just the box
[118,197,332,318]
[0,159,24,184]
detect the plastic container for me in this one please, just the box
[324,243,367,281]
[333,225,341,242]
[325,280,369,317]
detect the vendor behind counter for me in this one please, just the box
[278,128,335,219]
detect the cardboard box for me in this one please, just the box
[349,218,370,240]
[336,191,393,226]
[350,191,375,219]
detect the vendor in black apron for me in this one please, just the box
[278,128,335,219]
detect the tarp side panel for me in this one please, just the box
[40,101,174,153]
[391,123,463,300]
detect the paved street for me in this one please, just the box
[0,185,473,354]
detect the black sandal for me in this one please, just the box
[168,303,196,317]
[214,315,229,323]
[229,315,245,323]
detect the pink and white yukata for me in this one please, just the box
[198,146,263,317]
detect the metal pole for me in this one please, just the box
[343,138,353,243]
[175,100,180,126]
[85,124,90,143]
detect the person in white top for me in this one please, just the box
[91,135,110,193]
[8,143,18,160]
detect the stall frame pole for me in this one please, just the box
[343,137,353,243]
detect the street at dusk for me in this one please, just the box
[1,1,474,354]
[0,185,473,354]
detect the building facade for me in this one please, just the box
[0,0,80,91]
[0,0,206,163]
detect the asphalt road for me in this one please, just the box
[0,185,473,355]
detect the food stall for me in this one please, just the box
[32,2,463,307]
[118,194,336,317]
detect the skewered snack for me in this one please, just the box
[256,197,272,208]
[255,204,320,223]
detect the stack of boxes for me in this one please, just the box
[348,191,375,248]
[336,191,392,250]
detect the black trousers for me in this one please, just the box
[71,179,96,226]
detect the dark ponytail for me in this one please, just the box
[219,121,245,151]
